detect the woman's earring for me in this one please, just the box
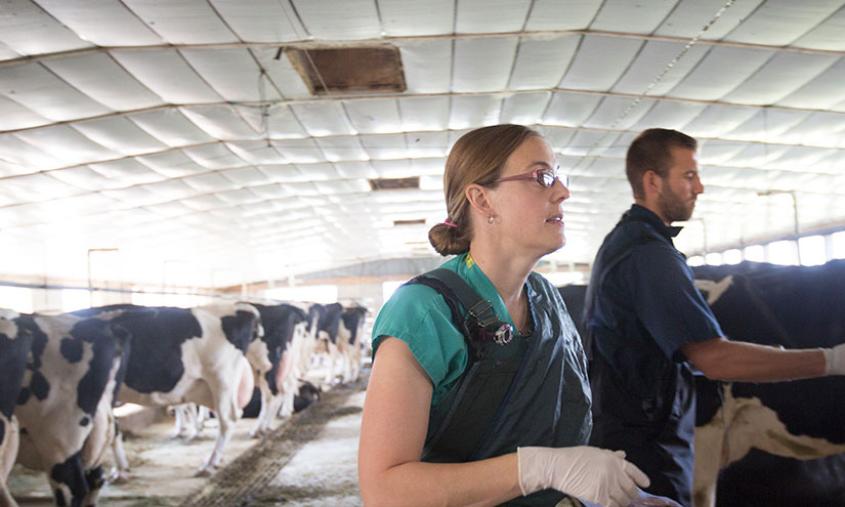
[487,215,496,225]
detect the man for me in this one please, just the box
[585,128,845,506]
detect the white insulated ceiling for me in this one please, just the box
[1,0,845,288]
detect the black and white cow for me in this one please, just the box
[338,305,369,383]
[78,303,260,476]
[315,304,369,385]
[0,309,130,507]
[1,309,32,507]
[314,303,343,384]
[692,261,845,507]
[297,302,326,379]
[244,303,308,437]
[560,259,845,507]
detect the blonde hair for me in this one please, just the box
[428,124,541,255]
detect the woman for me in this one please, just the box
[358,125,650,507]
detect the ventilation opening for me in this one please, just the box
[369,176,419,191]
[287,45,406,95]
[394,219,426,227]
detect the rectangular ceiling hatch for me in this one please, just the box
[369,176,419,190]
[286,44,407,95]
[394,219,426,226]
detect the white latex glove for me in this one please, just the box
[823,344,845,375]
[517,446,650,507]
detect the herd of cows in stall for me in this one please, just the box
[0,299,368,507]
[2,260,845,507]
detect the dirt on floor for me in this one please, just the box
[7,370,368,507]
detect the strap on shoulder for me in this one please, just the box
[407,268,512,355]
[419,269,500,326]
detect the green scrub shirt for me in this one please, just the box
[372,252,525,406]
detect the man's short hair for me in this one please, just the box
[626,128,697,199]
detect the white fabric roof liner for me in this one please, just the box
[1,0,844,287]
[35,0,162,46]
[379,0,453,36]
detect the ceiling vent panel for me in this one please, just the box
[287,45,406,95]
[369,176,420,191]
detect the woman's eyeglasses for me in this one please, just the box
[493,167,569,189]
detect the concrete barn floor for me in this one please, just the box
[7,372,368,507]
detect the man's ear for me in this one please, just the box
[465,183,495,217]
[642,170,663,198]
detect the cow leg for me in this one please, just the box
[109,423,131,483]
[278,359,300,418]
[195,405,210,434]
[324,343,341,385]
[249,382,273,439]
[0,483,17,507]
[170,405,187,439]
[196,373,242,476]
[0,416,20,507]
[197,419,232,476]
[82,466,105,507]
[261,392,284,433]
[335,343,348,384]
[693,419,725,507]
[48,451,88,507]
[77,404,115,504]
[323,361,332,386]
[278,374,297,419]
[279,392,295,419]
[263,394,284,430]
[181,404,199,441]
[250,360,280,439]
[0,416,18,481]
[344,342,360,383]
[348,350,359,383]
[335,341,349,384]
[351,342,363,382]
[274,351,295,419]
[83,405,114,467]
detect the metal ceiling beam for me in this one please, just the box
[4,118,845,186]
[3,28,845,69]
[3,86,845,138]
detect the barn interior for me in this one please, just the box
[3,0,845,313]
[2,0,845,506]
